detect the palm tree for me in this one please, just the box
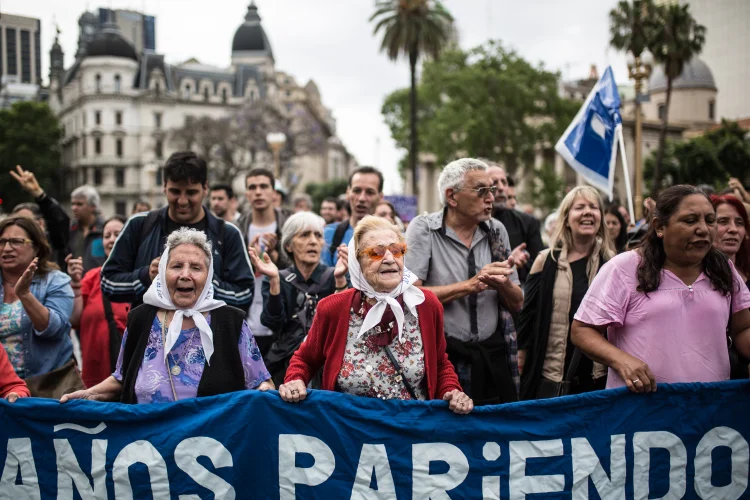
[648,3,706,194]
[609,0,655,59]
[370,0,453,195]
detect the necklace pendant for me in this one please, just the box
[171,365,182,376]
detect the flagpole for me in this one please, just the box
[617,126,636,224]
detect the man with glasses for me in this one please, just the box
[405,158,523,405]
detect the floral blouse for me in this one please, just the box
[0,301,25,378]
[337,303,426,401]
[113,314,270,404]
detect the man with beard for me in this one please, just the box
[209,184,239,224]
[321,166,383,266]
[406,158,523,405]
[319,197,338,225]
[101,152,254,311]
[487,165,543,285]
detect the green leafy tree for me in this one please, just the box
[529,162,566,215]
[382,41,578,173]
[0,101,62,213]
[371,0,454,195]
[644,121,750,190]
[648,3,706,194]
[609,0,657,59]
[305,179,348,212]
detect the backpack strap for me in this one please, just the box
[330,221,350,259]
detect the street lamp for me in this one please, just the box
[626,48,653,220]
[266,132,287,179]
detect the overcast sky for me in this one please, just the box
[7,0,629,194]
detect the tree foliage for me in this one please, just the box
[644,121,750,191]
[529,162,566,215]
[170,98,328,186]
[305,178,348,212]
[370,0,454,195]
[381,41,578,172]
[0,101,62,212]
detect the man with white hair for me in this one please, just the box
[405,158,523,405]
[69,185,106,273]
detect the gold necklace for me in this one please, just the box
[161,311,178,400]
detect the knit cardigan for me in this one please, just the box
[285,288,462,399]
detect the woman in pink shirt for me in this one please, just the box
[572,185,750,393]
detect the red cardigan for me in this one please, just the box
[285,288,462,399]
[0,345,29,398]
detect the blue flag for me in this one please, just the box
[556,66,622,198]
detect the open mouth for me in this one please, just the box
[1,255,15,262]
[690,240,710,248]
[176,286,194,294]
[579,220,595,227]
[723,238,739,245]
[379,269,399,275]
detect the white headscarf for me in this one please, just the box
[347,236,425,343]
[143,243,226,365]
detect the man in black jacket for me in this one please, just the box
[487,165,544,285]
[101,152,254,311]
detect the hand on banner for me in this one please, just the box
[613,352,657,394]
[149,257,161,281]
[510,243,530,267]
[279,379,307,403]
[257,380,275,391]
[5,392,20,403]
[443,390,474,414]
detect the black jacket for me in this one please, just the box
[101,207,254,311]
[493,207,543,284]
[35,193,71,270]
[119,304,246,403]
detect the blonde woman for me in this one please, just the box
[517,186,615,399]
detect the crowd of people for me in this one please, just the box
[0,152,748,414]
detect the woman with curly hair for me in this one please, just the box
[571,185,750,392]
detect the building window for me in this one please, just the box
[6,29,17,76]
[81,168,88,184]
[82,136,87,157]
[155,169,163,185]
[20,30,30,83]
[155,82,161,96]
[114,74,121,93]
[115,111,122,126]
[285,90,291,97]
[222,88,227,103]
[95,74,101,93]
[116,138,123,157]
[155,139,163,159]
[115,200,127,217]
[183,84,191,99]
[154,112,162,128]
[93,168,103,186]
[115,168,125,187]
[94,137,102,155]
[83,112,87,127]
[249,90,255,102]
[203,87,209,102]
[709,100,715,121]
[95,111,101,125]
[657,104,666,121]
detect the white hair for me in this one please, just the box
[166,228,212,267]
[70,185,100,208]
[281,211,325,261]
[544,211,559,234]
[437,158,489,205]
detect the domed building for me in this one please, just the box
[48,2,355,217]
[643,57,718,125]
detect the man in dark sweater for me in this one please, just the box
[487,165,544,285]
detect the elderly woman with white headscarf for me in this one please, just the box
[61,228,272,404]
[279,216,472,413]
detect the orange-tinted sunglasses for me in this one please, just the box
[358,242,407,260]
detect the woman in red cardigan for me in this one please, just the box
[280,216,473,414]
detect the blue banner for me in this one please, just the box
[1,382,749,499]
[384,195,418,222]
[555,66,622,200]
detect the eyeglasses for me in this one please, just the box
[461,185,497,198]
[0,238,33,249]
[358,243,407,261]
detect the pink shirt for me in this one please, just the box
[575,251,750,389]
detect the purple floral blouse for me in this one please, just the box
[113,314,270,404]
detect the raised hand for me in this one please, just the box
[510,243,529,267]
[9,165,43,198]
[334,245,349,279]
[248,246,279,280]
[65,254,84,284]
[14,258,38,299]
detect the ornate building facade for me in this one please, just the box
[48,2,356,216]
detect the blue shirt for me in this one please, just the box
[321,222,354,266]
[0,270,74,377]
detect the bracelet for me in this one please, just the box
[335,284,348,291]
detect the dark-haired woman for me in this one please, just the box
[604,205,628,253]
[571,185,750,393]
[68,216,129,387]
[0,216,80,396]
[711,194,750,290]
